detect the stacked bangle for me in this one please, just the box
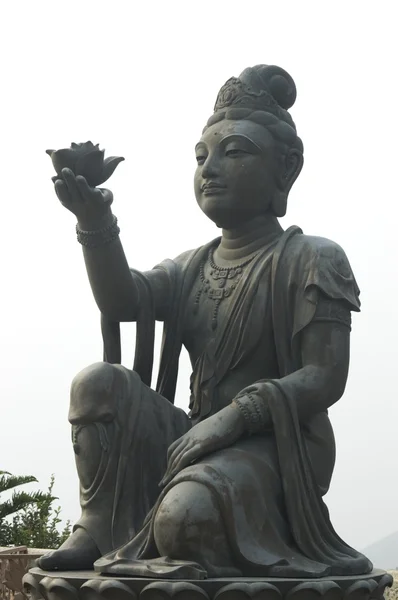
[76,215,120,248]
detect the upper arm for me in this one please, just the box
[288,235,360,404]
[300,296,351,405]
[142,267,172,321]
[125,266,173,323]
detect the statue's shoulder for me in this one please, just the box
[284,230,350,265]
[280,229,360,310]
[153,249,197,274]
[163,238,220,272]
[150,240,219,300]
[173,248,200,267]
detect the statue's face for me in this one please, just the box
[194,119,279,228]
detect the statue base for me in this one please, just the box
[23,567,393,600]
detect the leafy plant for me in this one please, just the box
[0,472,71,548]
[0,471,50,521]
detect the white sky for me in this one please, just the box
[0,0,397,553]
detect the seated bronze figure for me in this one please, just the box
[39,64,372,580]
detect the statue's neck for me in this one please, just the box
[215,215,283,263]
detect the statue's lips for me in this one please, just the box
[202,183,227,195]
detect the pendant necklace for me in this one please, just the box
[193,247,258,330]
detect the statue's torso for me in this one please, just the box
[182,246,279,420]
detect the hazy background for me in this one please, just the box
[0,0,397,553]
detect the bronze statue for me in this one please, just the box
[39,65,372,579]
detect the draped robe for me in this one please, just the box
[91,226,371,578]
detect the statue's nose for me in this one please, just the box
[202,154,219,179]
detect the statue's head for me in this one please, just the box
[194,65,304,228]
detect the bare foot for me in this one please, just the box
[37,527,101,571]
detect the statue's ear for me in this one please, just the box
[272,149,303,217]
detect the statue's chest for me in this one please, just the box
[182,259,274,363]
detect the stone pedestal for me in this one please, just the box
[23,568,393,600]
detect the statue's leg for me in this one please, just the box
[153,481,242,577]
[38,362,125,570]
[38,362,189,571]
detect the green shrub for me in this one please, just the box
[0,471,71,548]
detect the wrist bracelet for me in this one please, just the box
[233,392,270,435]
[76,215,120,248]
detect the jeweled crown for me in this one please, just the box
[214,78,280,114]
[213,65,297,127]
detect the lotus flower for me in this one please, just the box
[46,141,124,187]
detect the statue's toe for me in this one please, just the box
[36,552,58,570]
[36,530,101,571]
[37,547,100,571]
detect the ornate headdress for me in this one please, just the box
[213,64,297,130]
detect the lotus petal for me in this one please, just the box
[79,141,97,152]
[75,149,105,186]
[97,156,125,185]
[46,149,55,156]
[50,148,79,175]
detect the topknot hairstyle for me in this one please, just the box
[205,64,303,155]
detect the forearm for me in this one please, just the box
[52,170,144,321]
[78,214,140,322]
[82,239,140,322]
[273,363,346,418]
[232,365,342,435]
[233,321,350,433]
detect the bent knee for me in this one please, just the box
[154,482,219,555]
[69,362,122,425]
[155,481,217,530]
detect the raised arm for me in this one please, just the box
[54,168,169,322]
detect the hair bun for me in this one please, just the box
[239,65,297,110]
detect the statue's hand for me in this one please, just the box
[54,168,113,229]
[160,404,245,487]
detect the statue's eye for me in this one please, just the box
[225,148,249,158]
[196,155,207,165]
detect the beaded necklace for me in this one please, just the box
[193,248,258,330]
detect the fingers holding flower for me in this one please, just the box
[47,142,121,227]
